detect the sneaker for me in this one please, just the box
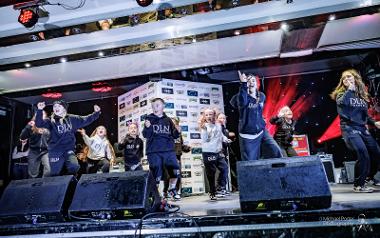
[353,186,374,193]
[366,179,380,186]
[209,193,217,201]
[216,190,226,198]
[168,189,181,201]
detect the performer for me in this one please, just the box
[142,98,181,200]
[230,71,283,161]
[216,113,235,195]
[269,106,298,157]
[331,69,380,193]
[11,139,29,180]
[163,117,191,198]
[20,113,51,178]
[78,126,115,174]
[118,122,144,171]
[200,108,230,201]
[35,100,101,176]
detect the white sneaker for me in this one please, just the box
[353,186,374,193]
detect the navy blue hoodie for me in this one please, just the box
[35,109,100,154]
[118,135,144,164]
[230,83,266,135]
[336,90,375,129]
[142,113,179,154]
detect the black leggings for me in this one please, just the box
[341,125,380,187]
[87,158,110,174]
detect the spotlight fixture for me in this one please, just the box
[18,8,39,28]
[234,30,241,35]
[24,63,31,68]
[98,51,104,57]
[15,0,48,28]
[60,57,67,63]
[328,15,336,21]
[136,0,153,7]
[281,22,289,31]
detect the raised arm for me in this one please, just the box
[35,102,51,129]
[142,119,153,138]
[71,105,101,129]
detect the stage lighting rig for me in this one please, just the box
[14,0,48,28]
[136,0,153,7]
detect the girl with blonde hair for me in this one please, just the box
[78,125,115,174]
[331,69,380,193]
[269,106,297,157]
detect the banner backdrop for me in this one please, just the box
[118,79,224,194]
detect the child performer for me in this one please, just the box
[35,100,101,176]
[270,106,298,157]
[20,112,51,178]
[331,69,380,193]
[118,122,144,171]
[200,108,230,201]
[142,98,181,200]
[78,126,115,174]
[163,117,190,198]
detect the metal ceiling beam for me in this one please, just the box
[0,0,208,38]
[1,0,379,65]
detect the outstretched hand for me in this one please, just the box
[238,70,247,83]
[94,105,101,112]
[77,128,86,135]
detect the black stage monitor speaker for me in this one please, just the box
[237,156,332,212]
[68,171,160,219]
[0,175,77,224]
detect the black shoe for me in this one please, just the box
[209,193,217,201]
[168,189,181,201]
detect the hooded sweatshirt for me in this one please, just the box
[35,109,100,154]
[142,113,179,154]
[230,83,266,136]
[20,124,50,152]
[336,90,376,129]
[201,123,228,153]
[118,135,144,164]
[83,134,113,160]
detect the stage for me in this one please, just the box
[1,184,380,237]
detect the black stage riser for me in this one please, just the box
[68,171,160,219]
[0,175,77,224]
[237,156,332,212]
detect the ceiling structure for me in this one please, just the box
[0,0,379,104]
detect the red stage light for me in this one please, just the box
[92,82,112,93]
[18,8,38,28]
[136,0,153,7]
[41,92,62,98]
[318,116,341,143]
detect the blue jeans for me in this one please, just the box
[239,130,283,161]
[260,129,284,159]
[341,125,380,187]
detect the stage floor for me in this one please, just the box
[176,183,380,216]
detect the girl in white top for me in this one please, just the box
[199,108,230,200]
[78,126,115,174]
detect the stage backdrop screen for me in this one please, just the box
[118,79,224,194]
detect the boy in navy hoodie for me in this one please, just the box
[35,100,101,176]
[230,71,282,161]
[143,98,181,200]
